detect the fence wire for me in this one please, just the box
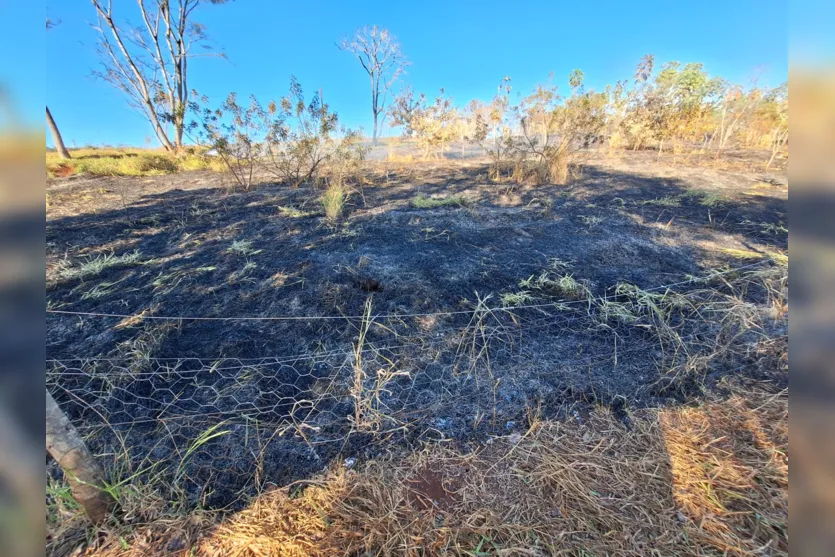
[46,260,786,508]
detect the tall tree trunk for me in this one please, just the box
[46,106,71,160]
[46,390,117,524]
[175,119,184,151]
[372,111,379,146]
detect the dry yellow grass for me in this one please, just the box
[52,378,787,557]
[661,388,788,554]
[46,147,225,177]
[721,248,788,267]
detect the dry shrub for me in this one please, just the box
[389,87,461,160]
[386,152,415,163]
[468,78,516,181]
[547,150,568,184]
[509,71,606,186]
[510,158,551,186]
[511,159,525,183]
[193,78,364,191]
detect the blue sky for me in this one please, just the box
[1,2,46,131]
[34,0,789,147]
[790,0,835,64]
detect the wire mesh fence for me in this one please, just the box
[46,260,787,509]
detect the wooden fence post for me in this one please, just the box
[45,390,117,524]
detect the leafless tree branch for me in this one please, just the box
[90,0,227,151]
[339,25,408,145]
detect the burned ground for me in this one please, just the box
[46,152,788,508]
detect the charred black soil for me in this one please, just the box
[46,152,788,508]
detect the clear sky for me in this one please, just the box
[36,0,788,148]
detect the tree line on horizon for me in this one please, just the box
[46,0,788,180]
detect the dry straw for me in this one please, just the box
[51,378,787,557]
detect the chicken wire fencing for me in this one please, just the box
[46,261,786,509]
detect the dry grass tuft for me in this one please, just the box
[195,475,351,557]
[410,193,469,209]
[321,184,348,221]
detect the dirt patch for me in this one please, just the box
[406,464,458,511]
[50,163,76,178]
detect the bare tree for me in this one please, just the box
[46,390,117,524]
[46,106,72,159]
[91,0,228,151]
[339,25,408,146]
